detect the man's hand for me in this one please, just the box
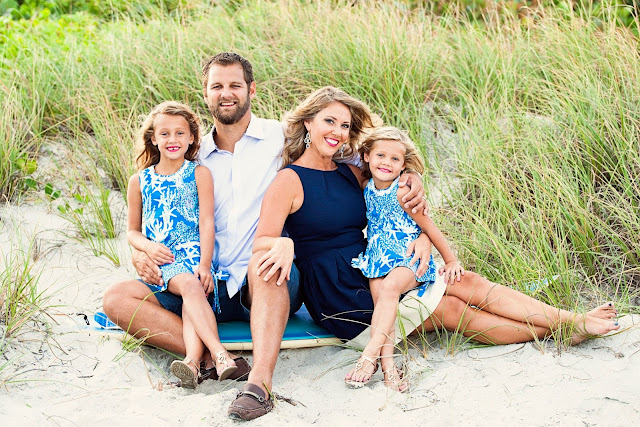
[256,237,294,286]
[398,171,429,215]
[132,249,164,286]
[406,232,432,277]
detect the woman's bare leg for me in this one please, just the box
[416,295,551,344]
[443,272,619,341]
[587,302,618,319]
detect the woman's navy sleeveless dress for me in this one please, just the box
[284,163,374,340]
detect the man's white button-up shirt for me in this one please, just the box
[198,114,285,297]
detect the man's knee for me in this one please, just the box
[103,280,130,316]
[103,279,156,317]
[247,252,264,281]
[247,252,286,291]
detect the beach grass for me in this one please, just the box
[1,0,639,356]
[0,218,52,376]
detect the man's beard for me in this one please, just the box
[208,93,251,125]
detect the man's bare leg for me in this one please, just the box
[102,279,186,355]
[244,251,290,395]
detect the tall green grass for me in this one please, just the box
[1,0,638,319]
[0,218,53,382]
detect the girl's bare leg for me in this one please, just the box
[346,268,417,385]
[443,272,619,342]
[168,274,236,375]
[182,306,205,376]
[379,329,408,392]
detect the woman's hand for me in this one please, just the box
[143,242,174,266]
[398,171,429,215]
[196,265,214,295]
[406,232,432,277]
[438,260,465,285]
[132,249,164,286]
[256,237,294,286]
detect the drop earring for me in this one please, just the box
[304,132,311,148]
[339,145,345,158]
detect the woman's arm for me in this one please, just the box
[397,186,464,285]
[195,165,215,294]
[252,168,303,286]
[126,174,174,266]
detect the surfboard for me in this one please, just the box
[85,305,341,350]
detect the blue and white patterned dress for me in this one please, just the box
[352,177,437,285]
[140,160,221,311]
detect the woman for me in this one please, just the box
[252,86,620,392]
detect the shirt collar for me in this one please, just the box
[200,113,263,158]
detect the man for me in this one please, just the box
[103,52,427,420]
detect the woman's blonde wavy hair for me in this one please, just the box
[135,101,202,170]
[282,86,375,167]
[359,126,425,180]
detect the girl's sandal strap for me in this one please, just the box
[215,350,238,381]
[183,357,200,372]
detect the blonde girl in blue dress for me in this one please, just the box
[350,127,619,392]
[127,101,236,388]
[350,126,458,392]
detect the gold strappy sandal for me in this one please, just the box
[345,355,378,389]
[170,357,199,389]
[216,350,238,381]
[383,366,409,393]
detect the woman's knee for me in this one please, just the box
[446,271,487,296]
[438,296,469,327]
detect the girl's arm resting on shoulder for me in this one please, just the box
[126,174,174,265]
[397,187,464,285]
[252,169,300,286]
[195,165,215,294]
[398,171,428,215]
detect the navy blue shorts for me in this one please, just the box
[143,263,303,323]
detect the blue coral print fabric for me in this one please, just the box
[352,177,436,284]
[140,160,214,290]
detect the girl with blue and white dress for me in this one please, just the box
[350,126,460,392]
[349,126,620,393]
[127,101,236,388]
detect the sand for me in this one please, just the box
[1,195,639,427]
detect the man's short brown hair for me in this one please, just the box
[202,52,254,91]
